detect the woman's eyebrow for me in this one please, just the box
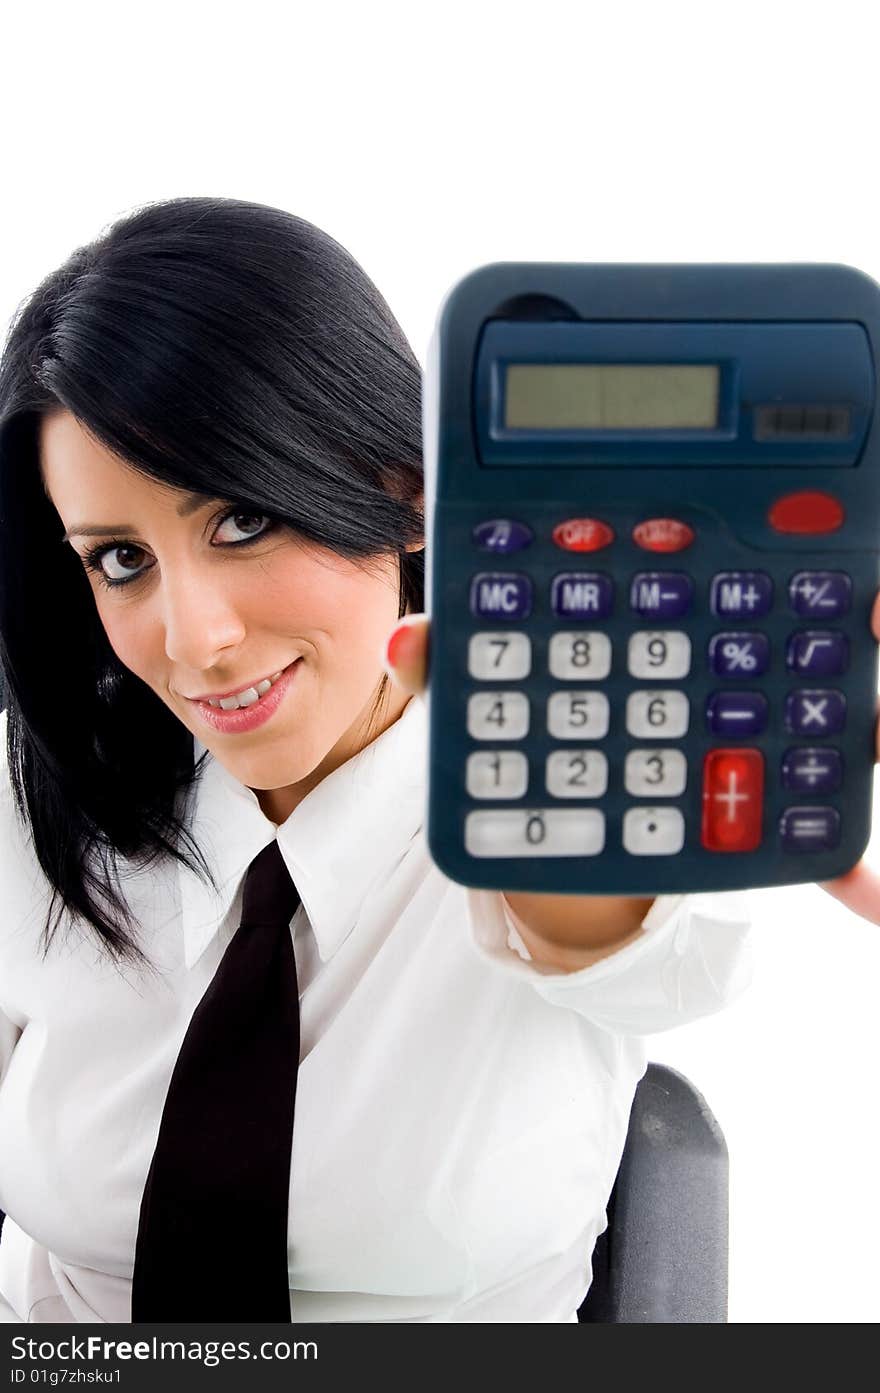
[62,491,219,543]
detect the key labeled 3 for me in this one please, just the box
[625,748,687,796]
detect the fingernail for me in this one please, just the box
[384,621,418,672]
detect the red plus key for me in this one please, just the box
[701,748,764,852]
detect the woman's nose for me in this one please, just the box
[160,569,248,670]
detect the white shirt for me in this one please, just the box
[0,695,753,1323]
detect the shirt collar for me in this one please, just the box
[178,695,427,970]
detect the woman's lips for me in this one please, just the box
[190,658,302,734]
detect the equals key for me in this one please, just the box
[779,806,841,852]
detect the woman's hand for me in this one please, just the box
[817,591,880,925]
[383,614,656,973]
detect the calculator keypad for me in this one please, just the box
[462,525,854,863]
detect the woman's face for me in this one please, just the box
[39,409,418,824]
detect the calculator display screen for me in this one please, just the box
[504,363,720,430]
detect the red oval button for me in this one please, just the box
[552,517,615,552]
[632,518,695,553]
[767,491,845,534]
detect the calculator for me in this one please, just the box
[422,262,880,895]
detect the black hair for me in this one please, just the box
[0,196,424,973]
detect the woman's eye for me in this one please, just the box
[82,510,275,590]
[216,511,271,545]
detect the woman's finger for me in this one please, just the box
[383,613,430,694]
[818,859,880,926]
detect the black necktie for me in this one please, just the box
[131,839,301,1322]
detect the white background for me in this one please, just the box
[2,0,879,1323]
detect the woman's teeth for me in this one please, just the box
[206,668,287,710]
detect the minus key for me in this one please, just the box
[705,691,768,737]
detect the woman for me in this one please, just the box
[0,197,876,1323]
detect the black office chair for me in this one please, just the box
[578,1062,729,1322]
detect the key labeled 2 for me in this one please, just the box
[546,749,609,797]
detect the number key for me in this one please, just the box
[547,691,610,739]
[546,749,608,798]
[465,808,606,858]
[627,630,691,679]
[466,751,529,799]
[468,632,532,680]
[625,748,687,796]
[468,692,530,740]
[626,690,689,738]
[548,631,611,679]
